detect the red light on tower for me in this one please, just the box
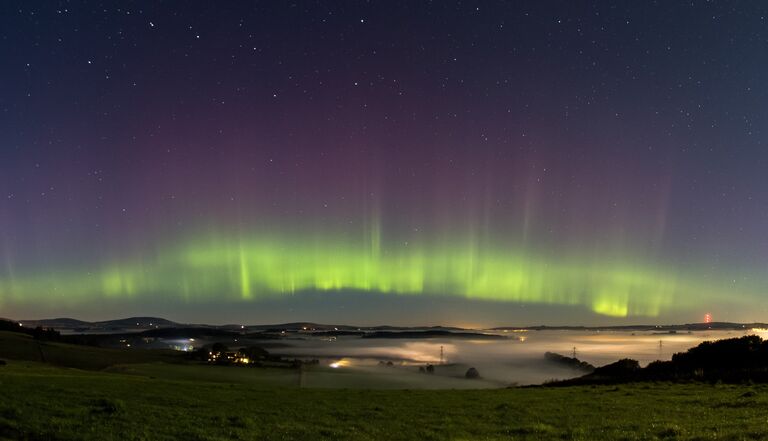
[704,313,712,324]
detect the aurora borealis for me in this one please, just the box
[1,2,768,324]
[1,225,758,320]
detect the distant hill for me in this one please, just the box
[14,316,768,336]
[243,322,466,332]
[494,322,768,332]
[0,319,27,333]
[548,335,768,386]
[18,319,366,333]
[362,330,506,340]
[135,327,236,338]
[544,352,595,372]
[20,317,180,331]
[93,317,179,328]
[244,322,361,331]
[20,318,91,328]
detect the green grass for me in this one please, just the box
[106,363,300,387]
[0,331,503,390]
[107,362,506,389]
[1,360,768,440]
[2,332,767,440]
[0,331,181,370]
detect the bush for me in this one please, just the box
[465,367,480,379]
[90,398,125,415]
[591,359,640,378]
[189,348,209,361]
[239,346,269,360]
[211,342,229,353]
[32,326,61,341]
[544,352,595,372]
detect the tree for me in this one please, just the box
[239,346,269,360]
[189,347,209,361]
[211,342,229,353]
[32,326,60,341]
[465,367,480,379]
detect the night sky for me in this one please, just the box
[1,2,767,325]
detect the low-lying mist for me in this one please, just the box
[262,329,757,388]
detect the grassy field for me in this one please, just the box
[0,331,180,370]
[2,331,768,440]
[0,331,506,390]
[2,359,768,440]
[107,362,507,390]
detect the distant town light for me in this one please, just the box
[329,359,349,368]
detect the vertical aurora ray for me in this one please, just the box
[238,242,252,299]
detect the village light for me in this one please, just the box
[329,359,349,368]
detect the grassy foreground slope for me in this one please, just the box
[2,361,768,441]
[0,331,180,370]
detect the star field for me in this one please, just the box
[1,2,767,324]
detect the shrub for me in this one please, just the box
[90,398,125,415]
[465,367,480,379]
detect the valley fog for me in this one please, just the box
[263,329,761,388]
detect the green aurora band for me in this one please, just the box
[0,229,755,318]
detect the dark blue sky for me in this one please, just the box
[1,2,767,325]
